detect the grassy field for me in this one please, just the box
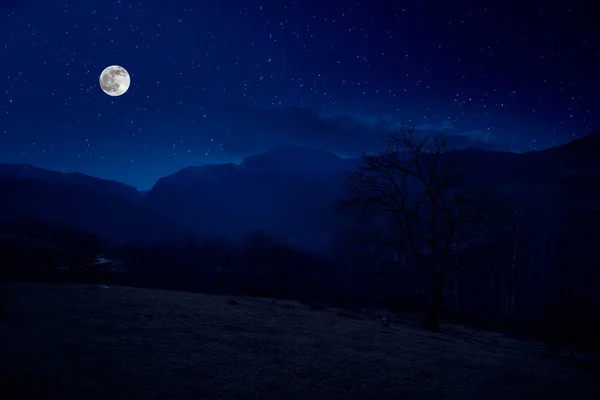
[0,282,598,399]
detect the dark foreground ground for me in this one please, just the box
[0,282,598,400]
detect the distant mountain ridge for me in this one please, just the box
[0,163,140,202]
[0,164,187,244]
[1,131,599,249]
[144,131,600,249]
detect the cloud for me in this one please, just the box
[411,120,499,151]
[442,134,499,151]
[414,120,457,132]
[209,106,499,157]
[214,106,388,157]
[455,129,496,142]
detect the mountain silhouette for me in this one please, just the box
[145,132,600,249]
[1,132,599,251]
[0,163,140,202]
[0,176,187,245]
[144,148,351,250]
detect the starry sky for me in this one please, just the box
[1,0,598,189]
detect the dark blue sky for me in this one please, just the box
[1,0,598,189]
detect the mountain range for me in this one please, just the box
[0,132,599,251]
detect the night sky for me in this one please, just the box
[1,0,598,189]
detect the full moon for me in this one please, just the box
[99,65,131,96]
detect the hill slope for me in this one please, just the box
[0,282,597,400]
[0,177,188,244]
[2,132,600,248]
[144,148,353,249]
[144,132,600,249]
[0,163,140,202]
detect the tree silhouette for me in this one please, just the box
[342,127,491,331]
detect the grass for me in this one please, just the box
[0,282,598,400]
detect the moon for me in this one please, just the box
[99,65,131,96]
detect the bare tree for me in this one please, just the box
[341,127,491,331]
[498,203,529,320]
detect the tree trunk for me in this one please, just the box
[423,273,444,332]
[509,232,519,320]
[454,269,460,312]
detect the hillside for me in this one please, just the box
[1,282,598,399]
[144,131,600,250]
[0,177,188,244]
[0,163,140,202]
[3,132,599,250]
[144,148,352,249]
